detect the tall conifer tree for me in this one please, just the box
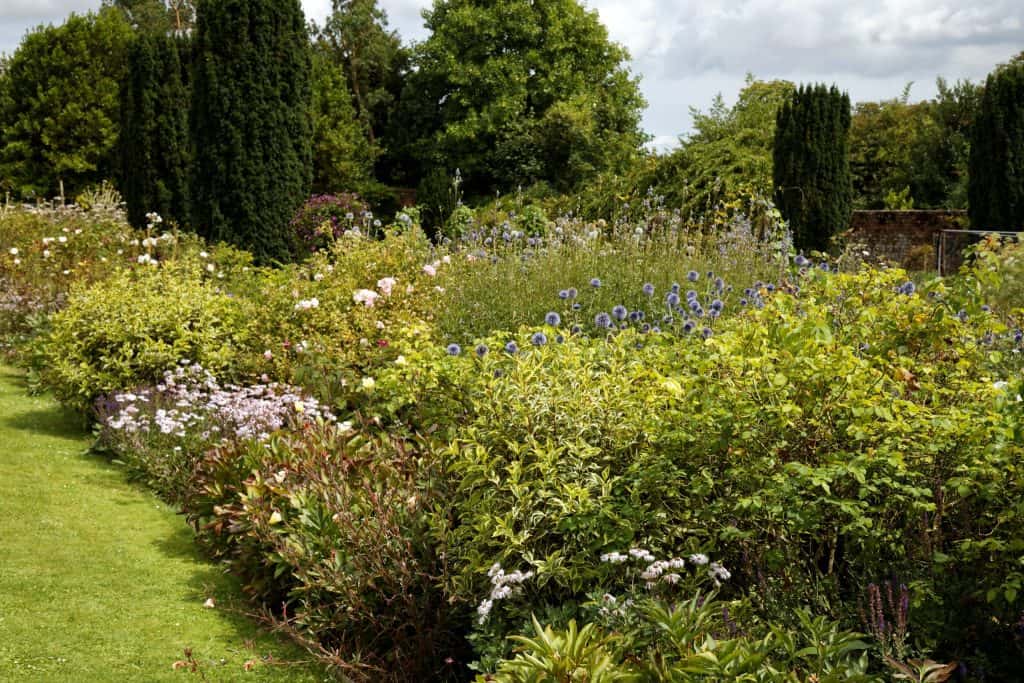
[190,0,312,263]
[969,55,1024,230]
[121,34,191,228]
[773,84,852,252]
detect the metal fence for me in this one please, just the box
[936,229,1021,275]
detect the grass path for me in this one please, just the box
[0,366,330,682]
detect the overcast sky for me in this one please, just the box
[2,1,1022,150]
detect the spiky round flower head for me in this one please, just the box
[531,332,547,346]
[765,283,776,292]
[570,324,582,335]
[710,299,724,312]
[642,282,655,296]
[504,341,519,354]
[687,270,699,282]
[744,287,755,298]
[981,304,991,312]
[688,299,702,313]
[898,281,916,296]
[475,344,489,357]
[708,308,720,319]
[558,289,570,299]
[590,277,602,288]
[628,310,641,322]
[682,320,696,334]
[612,305,628,321]
[446,343,461,356]
[595,312,612,329]
[740,298,748,306]
[1014,329,1023,344]
[662,315,674,324]
[706,270,714,279]
[702,327,713,339]
[555,334,565,344]
[651,326,660,334]
[666,292,680,307]
[713,277,725,292]
[641,323,651,333]
[819,262,830,272]
[567,288,578,299]
[957,309,968,322]
[686,289,698,301]
[572,303,582,311]
[670,282,681,294]
[545,311,562,326]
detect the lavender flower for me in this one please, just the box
[612,305,628,321]
[666,292,680,307]
[595,312,612,328]
[687,270,699,282]
[590,278,602,288]
[545,311,562,326]
[642,283,655,296]
[702,327,713,339]
[558,289,571,299]
[567,288,578,299]
[475,344,489,357]
[531,332,548,346]
[504,341,519,354]
[446,343,462,356]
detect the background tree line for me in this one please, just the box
[0,0,1021,256]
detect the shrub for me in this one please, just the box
[42,261,251,414]
[289,193,372,254]
[183,422,467,681]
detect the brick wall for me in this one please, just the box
[843,210,969,271]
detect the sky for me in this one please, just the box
[2,1,1022,151]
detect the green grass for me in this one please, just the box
[0,365,331,682]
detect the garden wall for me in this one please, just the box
[843,210,968,271]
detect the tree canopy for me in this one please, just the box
[398,0,647,207]
[0,9,133,199]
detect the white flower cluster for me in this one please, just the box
[599,548,729,591]
[476,563,534,624]
[295,297,320,311]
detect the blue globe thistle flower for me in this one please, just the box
[819,262,830,272]
[651,326,660,334]
[567,288,578,299]
[687,270,699,282]
[706,271,714,279]
[740,298,748,306]
[666,292,680,307]
[794,254,810,267]
[558,289,571,299]
[711,299,724,312]
[475,344,489,357]
[570,324,582,335]
[446,343,462,356]
[612,305,628,321]
[590,278,602,288]
[595,312,612,328]
[686,289,698,301]
[765,283,776,292]
[531,332,548,346]
[555,334,565,344]
[642,282,655,296]
[702,327,713,339]
[714,277,725,292]
[708,308,720,319]
[1014,329,1023,344]
[688,299,702,312]
[981,304,991,313]
[744,287,755,297]
[898,281,916,295]
[572,303,582,311]
[662,315,674,324]
[620,322,629,330]
[641,323,651,333]
[957,309,968,322]
[545,311,562,326]
[670,282,681,294]
[628,310,641,322]
[682,320,696,334]
[504,341,519,354]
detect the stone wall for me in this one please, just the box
[843,210,969,272]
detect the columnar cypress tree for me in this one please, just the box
[190,0,312,263]
[773,84,853,252]
[969,56,1024,230]
[121,34,191,228]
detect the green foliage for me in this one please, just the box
[309,49,380,196]
[120,33,191,228]
[183,423,464,681]
[663,76,795,217]
[399,0,646,201]
[490,605,877,682]
[42,260,252,414]
[969,56,1024,230]
[0,9,133,199]
[773,83,853,252]
[190,0,313,263]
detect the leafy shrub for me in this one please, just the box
[43,261,252,414]
[183,422,467,682]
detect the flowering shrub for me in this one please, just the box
[289,193,372,254]
[95,362,332,499]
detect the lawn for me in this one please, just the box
[0,365,330,682]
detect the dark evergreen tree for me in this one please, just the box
[969,55,1024,230]
[190,0,312,263]
[773,84,852,252]
[120,34,191,228]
